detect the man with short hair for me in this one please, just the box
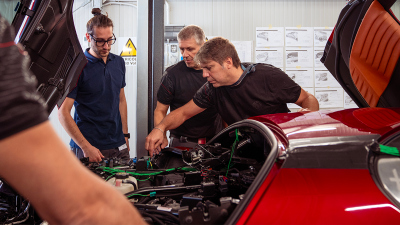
[59,9,129,162]
[146,37,319,155]
[154,25,220,148]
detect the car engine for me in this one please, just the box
[1,121,275,225]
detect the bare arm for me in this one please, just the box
[145,100,205,156]
[0,121,145,225]
[295,88,320,111]
[119,88,129,151]
[154,101,169,126]
[58,97,104,162]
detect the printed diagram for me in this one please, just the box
[170,44,178,53]
[286,32,298,41]
[317,93,329,102]
[288,73,296,80]
[256,52,269,62]
[315,31,328,42]
[257,32,269,41]
[316,72,328,81]
[287,52,298,63]
[345,95,354,104]
[315,51,324,59]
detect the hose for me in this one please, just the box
[122,180,138,190]
[141,212,165,225]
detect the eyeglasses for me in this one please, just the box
[89,33,117,47]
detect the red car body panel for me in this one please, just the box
[237,108,400,224]
[240,168,400,224]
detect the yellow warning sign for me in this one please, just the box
[120,38,137,57]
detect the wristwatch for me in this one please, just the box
[124,133,130,139]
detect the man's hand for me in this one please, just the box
[125,137,130,151]
[82,145,104,162]
[297,108,310,112]
[145,128,168,157]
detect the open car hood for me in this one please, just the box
[321,0,400,108]
[11,0,86,114]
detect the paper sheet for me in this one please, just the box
[314,69,341,87]
[285,27,313,46]
[285,68,313,87]
[314,27,334,46]
[287,87,314,109]
[255,47,284,67]
[232,41,253,62]
[315,88,344,108]
[285,47,313,68]
[314,47,325,68]
[256,27,284,47]
[344,92,359,109]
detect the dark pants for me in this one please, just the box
[71,146,130,160]
[169,136,199,148]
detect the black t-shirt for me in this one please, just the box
[157,60,219,138]
[0,15,48,140]
[193,63,301,125]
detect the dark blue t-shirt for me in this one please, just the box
[67,49,126,150]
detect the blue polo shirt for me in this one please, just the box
[67,49,126,150]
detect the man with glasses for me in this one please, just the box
[59,8,130,162]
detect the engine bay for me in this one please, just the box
[1,120,277,224]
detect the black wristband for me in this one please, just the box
[124,133,130,139]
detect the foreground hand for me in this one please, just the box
[145,128,168,157]
[83,145,104,162]
[297,108,310,112]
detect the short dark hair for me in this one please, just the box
[86,8,113,35]
[177,25,205,45]
[194,37,241,68]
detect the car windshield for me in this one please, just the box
[0,0,20,24]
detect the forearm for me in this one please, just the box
[300,95,320,111]
[0,122,144,225]
[155,109,188,132]
[58,110,91,150]
[154,110,166,127]
[120,99,128,134]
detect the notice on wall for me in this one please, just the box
[315,88,344,108]
[287,87,314,109]
[232,41,253,62]
[256,27,284,47]
[314,69,341,88]
[314,47,325,68]
[285,27,313,46]
[285,68,313,87]
[118,37,137,67]
[314,27,333,47]
[285,47,313,68]
[344,92,359,109]
[255,47,284,67]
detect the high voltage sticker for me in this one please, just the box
[120,38,137,57]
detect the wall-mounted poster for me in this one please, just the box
[285,68,313,87]
[287,87,314,109]
[255,47,284,67]
[256,27,284,47]
[344,92,359,109]
[315,88,344,108]
[285,47,313,68]
[314,69,341,88]
[314,47,325,68]
[232,41,253,62]
[285,27,313,46]
[314,27,334,46]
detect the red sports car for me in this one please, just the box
[1,0,400,224]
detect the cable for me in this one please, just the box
[141,212,165,225]
[146,210,180,223]
[226,129,239,176]
[123,180,138,190]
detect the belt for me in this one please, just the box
[170,134,213,144]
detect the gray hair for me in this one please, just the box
[177,25,205,45]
